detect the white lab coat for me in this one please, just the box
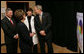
[24,16,38,45]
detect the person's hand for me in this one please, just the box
[40,30,46,36]
[30,33,35,37]
[13,34,19,39]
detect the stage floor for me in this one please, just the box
[1,43,78,53]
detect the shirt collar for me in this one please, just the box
[6,16,11,21]
[40,12,43,16]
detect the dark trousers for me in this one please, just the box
[20,44,32,53]
[20,47,32,53]
[33,44,38,53]
[39,37,53,53]
[6,43,18,53]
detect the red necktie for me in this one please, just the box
[10,19,14,25]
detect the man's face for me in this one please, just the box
[27,11,32,16]
[34,6,39,14]
[6,11,13,18]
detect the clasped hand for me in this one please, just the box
[13,34,19,39]
[30,32,35,37]
[40,30,46,36]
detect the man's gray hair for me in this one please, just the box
[5,8,12,13]
[35,5,42,10]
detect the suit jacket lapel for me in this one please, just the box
[5,17,12,26]
[42,13,45,25]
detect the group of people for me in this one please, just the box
[1,5,53,53]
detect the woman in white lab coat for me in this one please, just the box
[24,8,38,53]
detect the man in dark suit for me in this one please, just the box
[1,8,18,53]
[34,5,53,53]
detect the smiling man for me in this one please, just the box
[1,8,18,53]
[34,5,53,53]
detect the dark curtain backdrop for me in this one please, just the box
[36,1,83,52]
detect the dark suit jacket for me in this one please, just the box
[1,16,17,44]
[34,12,52,40]
[17,21,33,48]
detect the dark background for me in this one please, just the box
[36,1,83,52]
[7,2,29,12]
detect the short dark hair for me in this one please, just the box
[5,8,12,13]
[27,8,33,13]
[14,9,25,20]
